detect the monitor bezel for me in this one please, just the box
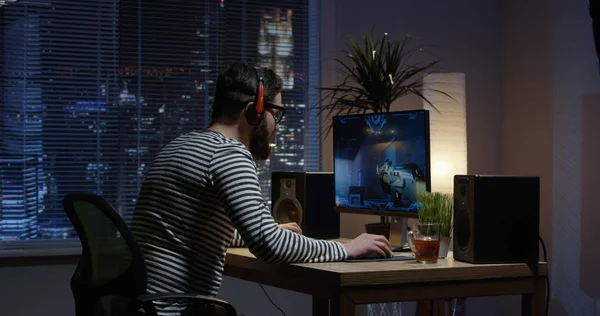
[331,109,432,218]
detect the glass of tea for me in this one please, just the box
[407,223,441,264]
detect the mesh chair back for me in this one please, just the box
[63,193,147,316]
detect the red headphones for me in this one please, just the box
[245,69,265,126]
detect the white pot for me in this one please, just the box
[439,236,451,258]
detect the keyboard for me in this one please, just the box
[344,252,415,262]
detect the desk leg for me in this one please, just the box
[331,294,355,316]
[313,297,329,316]
[521,278,546,316]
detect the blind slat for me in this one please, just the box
[0,0,321,248]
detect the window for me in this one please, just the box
[0,0,321,250]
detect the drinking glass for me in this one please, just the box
[407,223,441,264]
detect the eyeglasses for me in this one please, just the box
[264,102,285,123]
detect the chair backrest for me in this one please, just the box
[63,193,147,316]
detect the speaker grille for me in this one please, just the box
[273,198,303,225]
[455,207,471,251]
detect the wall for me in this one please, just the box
[503,0,600,315]
[0,264,76,316]
[0,263,315,316]
[549,0,600,314]
[496,0,555,314]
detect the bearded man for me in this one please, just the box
[130,63,392,314]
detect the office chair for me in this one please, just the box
[63,193,237,316]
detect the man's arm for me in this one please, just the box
[230,229,245,247]
[210,146,347,264]
[230,223,301,248]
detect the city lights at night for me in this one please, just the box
[0,0,316,241]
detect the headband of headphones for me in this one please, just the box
[246,68,265,126]
[255,69,264,116]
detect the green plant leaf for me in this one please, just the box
[417,192,454,237]
[315,27,452,138]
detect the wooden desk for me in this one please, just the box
[224,243,547,316]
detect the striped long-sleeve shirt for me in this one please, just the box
[130,130,347,300]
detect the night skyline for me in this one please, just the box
[0,0,315,240]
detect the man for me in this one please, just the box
[131,63,392,313]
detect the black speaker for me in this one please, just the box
[271,172,340,239]
[453,175,540,264]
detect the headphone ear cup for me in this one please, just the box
[245,103,261,126]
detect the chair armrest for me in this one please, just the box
[137,293,237,316]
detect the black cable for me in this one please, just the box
[539,236,549,316]
[259,283,286,316]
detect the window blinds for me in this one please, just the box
[0,0,321,249]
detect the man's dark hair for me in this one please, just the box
[210,62,283,125]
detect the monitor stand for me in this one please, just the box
[388,216,410,252]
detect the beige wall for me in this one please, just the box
[547,0,600,314]
[503,0,600,314]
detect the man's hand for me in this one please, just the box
[344,233,393,258]
[278,222,303,235]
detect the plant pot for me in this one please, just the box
[439,236,451,258]
[365,223,390,240]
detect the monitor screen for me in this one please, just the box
[332,110,431,217]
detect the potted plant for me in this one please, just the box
[316,27,452,137]
[317,28,453,237]
[417,192,453,258]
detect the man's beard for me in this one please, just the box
[249,119,275,161]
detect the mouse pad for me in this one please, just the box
[344,253,415,262]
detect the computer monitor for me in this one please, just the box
[332,109,431,218]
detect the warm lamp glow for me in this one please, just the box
[423,73,468,194]
[432,160,452,178]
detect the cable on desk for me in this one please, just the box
[539,236,549,316]
[451,298,457,316]
[259,283,286,316]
